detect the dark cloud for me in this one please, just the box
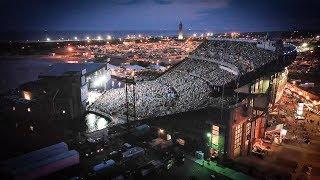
[0,0,319,32]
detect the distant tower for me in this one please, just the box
[265,32,270,41]
[178,21,184,40]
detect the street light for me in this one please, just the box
[67,47,73,52]
[207,132,212,148]
[23,91,31,100]
[206,133,211,138]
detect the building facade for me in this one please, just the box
[146,42,297,162]
[0,63,110,128]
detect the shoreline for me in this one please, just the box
[0,55,88,62]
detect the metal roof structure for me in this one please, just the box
[39,63,106,77]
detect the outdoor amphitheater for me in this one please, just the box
[89,38,296,120]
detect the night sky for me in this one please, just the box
[1,0,319,32]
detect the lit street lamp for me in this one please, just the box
[207,132,212,148]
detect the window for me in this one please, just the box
[259,80,263,93]
[246,123,251,139]
[211,125,220,147]
[254,81,259,93]
[234,124,242,157]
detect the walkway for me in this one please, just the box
[190,55,239,75]
[187,155,253,180]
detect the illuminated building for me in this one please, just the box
[119,39,297,162]
[0,63,110,125]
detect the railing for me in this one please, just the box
[190,55,240,75]
[208,37,257,43]
[283,44,297,55]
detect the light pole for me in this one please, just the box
[125,78,129,122]
[124,72,136,122]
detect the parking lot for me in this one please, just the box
[60,122,225,180]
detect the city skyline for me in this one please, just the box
[1,0,320,32]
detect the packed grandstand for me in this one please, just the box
[90,38,293,119]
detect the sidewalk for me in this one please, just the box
[187,155,253,180]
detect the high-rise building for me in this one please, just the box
[178,21,183,40]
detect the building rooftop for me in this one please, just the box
[39,63,106,77]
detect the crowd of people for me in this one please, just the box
[193,40,277,74]
[90,39,278,119]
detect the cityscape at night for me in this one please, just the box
[0,0,320,179]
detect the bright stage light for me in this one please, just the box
[93,75,107,87]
